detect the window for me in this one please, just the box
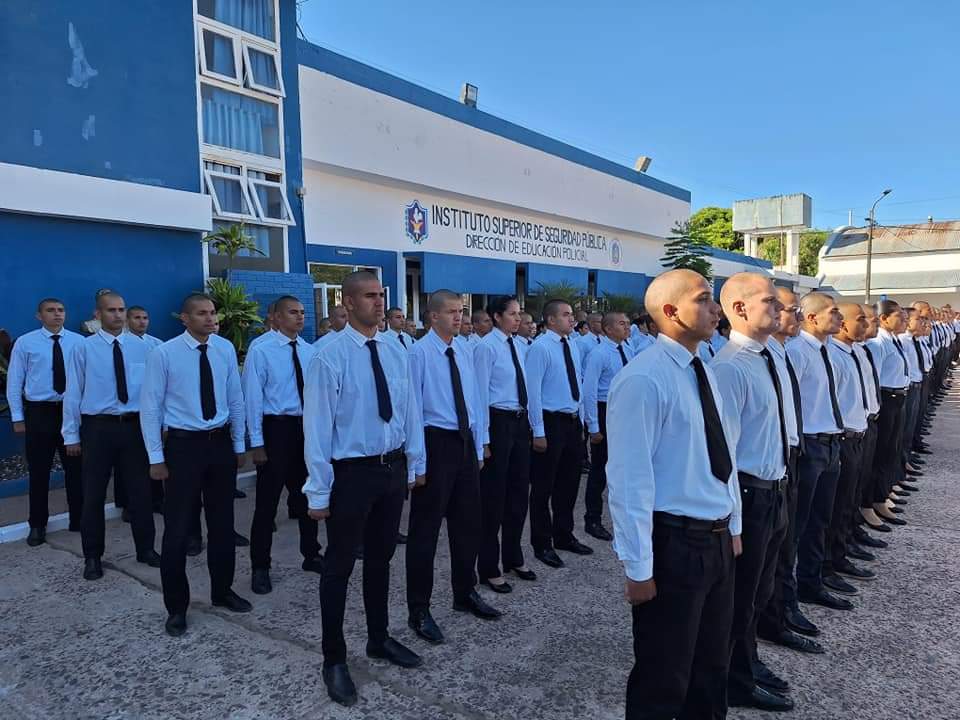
[198,0,275,42]
[204,161,293,225]
[248,170,293,224]
[198,25,241,84]
[209,222,285,273]
[203,162,256,219]
[243,43,284,96]
[201,83,280,158]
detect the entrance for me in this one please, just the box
[309,262,385,335]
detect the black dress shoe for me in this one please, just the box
[26,527,46,547]
[905,467,924,477]
[729,685,795,712]
[584,522,613,541]
[506,567,537,581]
[251,568,272,595]
[763,628,825,654]
[864,519,893,533]
[799,588,854,611]
[396,532,407,545]
[878,513,907,526]
[302,555,325,574]
[137,549,162,567]
[212,589,253,613]
[322,663,357,706]
[121,508,131,523]
[752,661,789,692]
[481,578,513,594]
[234,531,250,547]
[823,573,859,596]
[886,504,905,514]
[408,609,444,644]
[835,558,876,580]
[898,481,919,492]
[855,532,889,549]
[83,557,104,581]
[535,548,565,568]
[185,536,203,556]
[234,488,246,499]
[914,446,933,455]
[165,613,187,638]
[453,590,503,620]
[845,544,876,562]
[366,637,423,668]
[784,606,820,636]
[889,495,908,506]
[555,538,593,555]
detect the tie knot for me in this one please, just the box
[507,336,515,346]
[561,336,569,345]
[366,339,376,349]
[113,339,120,347]
[51,334,61,342]
[445,346,455,358]
[198,343,208,354]
[289,340,297,347]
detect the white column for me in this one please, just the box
[784,230,800,274]
[743,233,754,257]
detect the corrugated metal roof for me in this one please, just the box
[823,222,960,257]
[822,270,960,291]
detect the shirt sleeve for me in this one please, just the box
[302,353,339,510]
[408,347,428,477]
[525,343,548,438]
[226,350,246,454]
[6,339,28,423]
[403,354,425,485]
[582,349,604,434]
[60,342,86,445]
[472,342,493,445]
[710,361,746,456]
[241,347,267,448]
[139,348,168,464]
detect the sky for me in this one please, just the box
[298,0,960,231]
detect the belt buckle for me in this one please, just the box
[378,452,391,466]
[711,520,725,533]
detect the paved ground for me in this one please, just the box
[1,386,959,720]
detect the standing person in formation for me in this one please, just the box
[607,269,741,720]
[243,296,324,596]
[474,296,536,593]
[384,307,416,349]
[125,306,163,348]
[525,299,592,568]
[709,273,793,713]
[516,312,536,347]
[581,311,634,543]
[899,308,926,482]
[404,319,419,340]
[313,304,348,351]
[471,309,493,344]
[303,271,425,707]
[6,298,84,545]
[247,302,277,352]
[62,292,159,580]
[575,312,604,359]
[140,294,251,638]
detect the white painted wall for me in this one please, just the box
[821,251,960,276]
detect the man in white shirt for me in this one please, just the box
[470,309,492,344]
[575,312,603,361]
[516,312,536,346]
[607,269,742,719]
[384,306,416,350]
[312,304,348,352]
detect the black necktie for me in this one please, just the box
[398,332,406,348]
[617,344,628,367]
[690,357,732,484]
[445,347,470,435]
[51,334,66,394]
[113,339,128,404]
[366,340,393,423]
[595,335,601,344]
[912,337,925,374]
[290,341,304,407]
[848,347,869,411]
[785,353,804,453]
[862,345,882,405]
[198,344,216,420]
[819,345,845,431]
[507,337,528,409]
[560,337,580,401]
[891,336,909,379]
[760,348,789,469]
[707,342,716,358]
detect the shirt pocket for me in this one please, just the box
[127,362,146,391]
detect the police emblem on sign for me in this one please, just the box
[404,200,429,245]
[611,238,622,266]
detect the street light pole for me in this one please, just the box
[864,188,892,303]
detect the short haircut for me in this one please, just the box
[37,297,64,312]
[274,295,301,312]
[342,270,380,297]
[428,289,461,313]
[542,298,571,322]
[876,299,901,317]
[127,305,146,314]
[486,295,519,320]
[386,306,403,318]
[471,308,489,323]
[587,312,602,322]
[96,292,124,310]
[601,311,626,331]
[181,293,215,314]
[520,312,533,321]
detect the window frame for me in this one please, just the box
[199,78,283,163]
[202,164,258,221]
[197,21,243,86]
[247,175,294,226]
[242,41,285,97]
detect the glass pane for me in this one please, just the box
[198,0,275,41]
[247,46,280,90]
[202,29,237,78]
[327,287,341,313]
[252,182,288,221]
[310,264,355,284]
[209,175,250,215]
[201,84,280,158]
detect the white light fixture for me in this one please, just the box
[460,83,478,108]
[634,156,652,173]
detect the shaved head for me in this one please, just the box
[719,272,780,339]
[776,287,797,306]
[837,301,862,318]
[644,269,719,347]
[718,272,771,314]
[799,292,835,318]
[645,269,710,326]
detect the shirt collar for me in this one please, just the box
[426,328,455,354]
[344,323,380,346]
[274,331,303,346]
[97,328,125,345]
[545,329,565,343]
[491,327,510,343]
[728,329,765,353]
[830,336,854,354]
[658,334,695,367]
[40,326,62,338]
[180,330,209,350]
[799,329,827,348]
[600,335,619,349]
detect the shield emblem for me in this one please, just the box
[404,200,429,244]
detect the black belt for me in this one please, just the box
[263,414,303,423]
[543,410,580,421]
[911,381,922,388]
[868,413,879,422]
[167,424,231,439]
[880,387,907,396]
[333,447,405,467]
[490,407,527,419]
[24,399,63,407]
[83,412,139,424]
[738,472,785,492]
[842,429,865,440]
[653,512,730,533]
[804,432,840,446]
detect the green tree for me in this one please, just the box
[660,221,713,280]
[203,222,265,283]
[758,230,828,276]
[524,280,587,318]
[689,207,742,252]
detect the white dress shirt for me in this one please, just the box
[899,332,924,381]
[828,339,868,432]
[125,331,164,349]
[62,330,151,445]
[5,327,84,422]
[408,329,484,474]
[241,331,314,447]
[248,328,277,351]
[575,331,603,363]
[473,328,528,444]
[139,331,246,464]
[524,329,583,438]
[766,338,800,448]
[868,328,910,389]
[629,332,655,355]
[606,334,741,582]
[381,328,416,351]
[854,343,881,416]
[467,333,481,346]
[786,330,844,435]
[711,331,787,481]
[919,336,934,374]
[302,324,425,510]
[454,334,475,359]
[312,329,341,353]
[582,336,633,434]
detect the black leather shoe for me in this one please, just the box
[234,531,250,547]
[322,664,357,706]
[83,557,104,581]
[165,613,187,638]
[845,544,876,562]
[453,590,503,620]
[799,588,854,611]
[785,606,820,636]
[302,555,325,574]
[584,522,613,541]
[482,578,513,594]
[506,567,537,581]
[408,609,444,644]
[914,446,933,455]
[910,455,926,465]
[234,488,246,499]
[396,532,407,545]
[753,661,790,692]
[763,628,825,654]
[729,685,794,711]
[366,637,423,668]
[535,548,565,568]
[905,467,924,477]
[855,532,889,549]
[864,519,893,533]
[26,527,46,547]
[212,589,253,613]
[137,549,162,567]
[823,573,859,596]
[835,559,876,580]
[878,513,907,526]
[555,538,593,555]
[121,508,131,523]
[185,536,203,556]
[898,481,919,492]
[889,495,908,505]
[251,568,272,595]
[886,504,905,514]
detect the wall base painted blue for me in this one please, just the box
[305,245,398,310]
[231,270,317,343]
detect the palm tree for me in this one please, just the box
[203,222,264,283]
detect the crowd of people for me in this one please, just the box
[4,269,958,717]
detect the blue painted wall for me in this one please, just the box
[0,1,200,192]
[279,0,306,273]
[0,214,203,340]
[306,245,398,307]
[596,270,651,301]
[230,270,317,343]
[407,252,515,295]
[525,263,589,295]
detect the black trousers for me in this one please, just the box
[627,519,735,720]
[757,447,799,638]
[114,466,164,512]
[728,477,780,698]
[79,415,155,559]
[478,409,531,580]
[872,391,905,501]
[320,454,406,666]
[914,376,931,449]
[23,400,83,528]
[858,417,879,508]
[826,434,863,573]
[249,416,319,569]
[900,383,921,466]
[160,429,237,616]
[530,411,583,552]
[407,428,481,612]
[584,402,609,525]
